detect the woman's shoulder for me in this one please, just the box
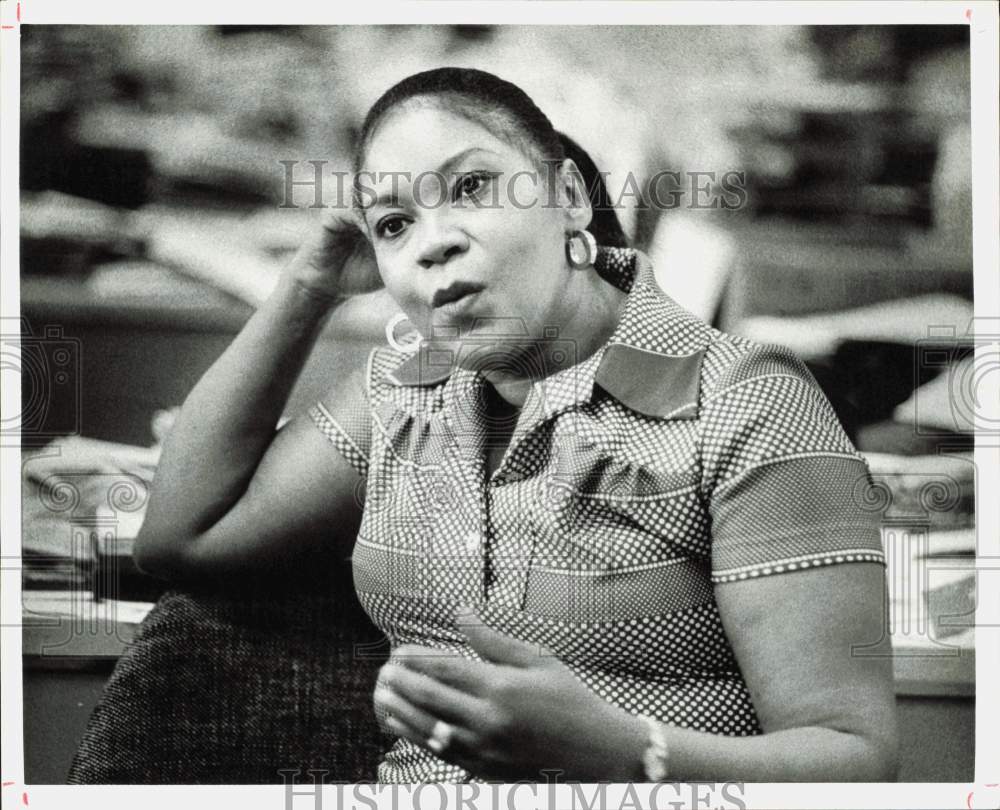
[695,330,859,464]
[628,249,821,406]
[699,330,822,403]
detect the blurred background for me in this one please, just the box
[17,25,977,783]
[20,24,975,444]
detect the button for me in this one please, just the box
[464,531,481,553]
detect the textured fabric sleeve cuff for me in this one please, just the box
[309,402,370,477]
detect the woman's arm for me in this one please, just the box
[667,561,898,781]
[134,211,378,583]
[374,562,898,782]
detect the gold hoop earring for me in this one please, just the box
[385,312,420,353]
[565,229,597,269]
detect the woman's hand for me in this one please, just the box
[286,206,381,301]
[374,608,647,782]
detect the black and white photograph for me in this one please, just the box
[2,3,998,807]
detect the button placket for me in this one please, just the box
[463,529,482,554]
[459,466,491,604]
[481,475,540,611]
[434,377,492,604]
[451,376,556,607]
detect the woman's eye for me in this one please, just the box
[453,171,493,202]
[375,216,408,239]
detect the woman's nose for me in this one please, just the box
[415,221,469,269]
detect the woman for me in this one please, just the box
[135,67,898,783]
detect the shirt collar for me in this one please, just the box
[387,247,712,420]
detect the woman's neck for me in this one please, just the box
[485,268,628,409]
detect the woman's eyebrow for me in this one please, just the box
[437,147,502,176]
[365,148,503,214]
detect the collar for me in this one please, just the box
[387,247,713,420]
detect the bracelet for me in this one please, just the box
[638,714,670,782]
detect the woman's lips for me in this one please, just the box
[435,289,484,318]
[431,282,486,316]
[431,281,485,307]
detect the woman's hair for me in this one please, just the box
[354,67,628,248]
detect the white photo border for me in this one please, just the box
[2,2,997,808]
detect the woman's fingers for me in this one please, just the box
[380,662,487,728]
[379,686,477,750]
[285,207,378,300]
[456,611,552,668]
[393,645,491,695]
[377,683,486,775]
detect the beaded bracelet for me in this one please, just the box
[638,714,670,782]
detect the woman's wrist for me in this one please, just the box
[637,715,671,782]
[274,270,347,316]
[600,708,652,783]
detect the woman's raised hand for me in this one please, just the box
[286,205,381,302]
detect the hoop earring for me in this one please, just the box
[385,312,420,353]
[565,229,597,269]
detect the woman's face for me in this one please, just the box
[359,103,588,369]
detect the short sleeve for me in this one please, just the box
[700,342,885,584]
[307,348,377,478]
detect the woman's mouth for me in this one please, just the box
[431,282,486,316]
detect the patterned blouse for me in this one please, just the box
[309,246,886,783]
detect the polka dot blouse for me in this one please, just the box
[309,246,886,783]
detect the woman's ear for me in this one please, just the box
[556,158,593,232]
